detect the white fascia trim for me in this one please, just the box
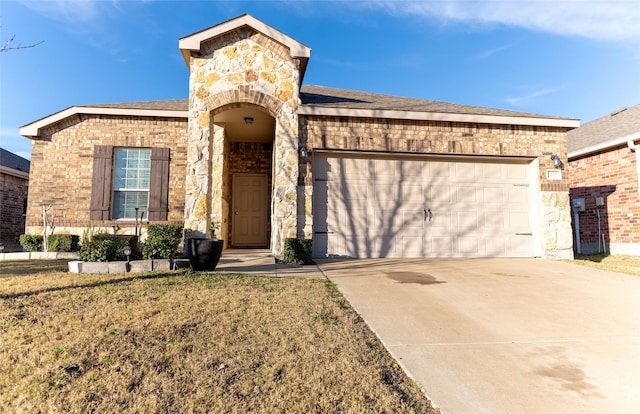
[20,107,188,138]
[568,131,640,159]
[0,165,29,180]
[178,14,311,67]
[298,106,580,128]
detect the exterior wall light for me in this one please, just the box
[244,117,254,125]
[299,145,310,158]
[550,154,563,169]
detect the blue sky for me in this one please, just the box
[1,0,639,160]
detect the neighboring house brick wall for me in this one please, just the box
[0,171,28,251]
[568,144,640,254]
[26,115,188,237]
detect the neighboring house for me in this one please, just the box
[0,148,30,252]
[568,104,640,255]
[19,14,579,259]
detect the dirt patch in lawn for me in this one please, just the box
[0,261,434,413]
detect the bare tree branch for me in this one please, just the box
[0,35,44,52]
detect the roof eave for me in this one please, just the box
[298,105,580,129]
[20,106,188,139]
[569,131,640,159]
[0,165,29,180]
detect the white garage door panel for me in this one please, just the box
[313,155,534,258]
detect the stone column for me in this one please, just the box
[184,106,212,237]
[271,105,299,256]
[541,191,574,259]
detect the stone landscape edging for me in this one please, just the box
[68,259,190,274]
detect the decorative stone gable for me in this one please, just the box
[183,24,304,255]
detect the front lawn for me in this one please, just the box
[0,261,434,413]
[572,254,640,277]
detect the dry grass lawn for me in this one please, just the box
[571,254,640,277]
[0,261,435,413]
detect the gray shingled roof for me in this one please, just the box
[83,99,188,111]
[299,85,569,119]
[77,85,571,121]
[568,104,640,153]
[0,148,30,173]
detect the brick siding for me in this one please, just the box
[26,114,188,234]
[299,115,569,189]
[0,172,28,251]
[568,144,640,248]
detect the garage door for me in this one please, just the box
[312,154,534,258]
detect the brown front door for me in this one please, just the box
[232,173,268,247]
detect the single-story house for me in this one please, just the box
[20,14,579,259]
[0,148,30,252]
[568,104,640,255]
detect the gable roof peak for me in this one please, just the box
[178,13,311,70]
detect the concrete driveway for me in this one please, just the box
[318,258,640,414]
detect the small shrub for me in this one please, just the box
[282,238,313,264]
[91,234,138,260]
[19,234,43,252]
[143,224,183,259]
[79,239,116,262]
[146,224,183,240]
[47,234,80,252]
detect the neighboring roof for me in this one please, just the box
[20,86,579,139]
[178,13,311,82]
[568,104,640,159]
[0,148,30,179]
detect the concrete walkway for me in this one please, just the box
[215,249,325,278]
[318,258,640,414]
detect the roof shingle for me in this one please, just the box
[568,104,640,153]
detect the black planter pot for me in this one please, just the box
[187,238,223,271]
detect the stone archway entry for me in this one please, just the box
[232,173,269,247]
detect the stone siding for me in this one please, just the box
[184,27,301,255]
[0,172,28,251]
[569,145,640,254]
[26,115,188,237]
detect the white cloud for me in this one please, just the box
[505,86,560,106]
[477,44,513,60]
[371,0,640,42]
[18,0,103,23]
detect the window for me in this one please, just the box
[112,148,151,219]
[90,145,170,221]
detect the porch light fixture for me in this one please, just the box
[0,244,4,253]
[244,117,254,125]
[299,145,310,158]
[550,154,563,169]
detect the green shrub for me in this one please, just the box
[90,234,138,260]
[19,234,43,252]
[282,238,314,265]
[47,234,80,252]
[79,239,116,262]
[146,224,183,240]
[142,224,183,259]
